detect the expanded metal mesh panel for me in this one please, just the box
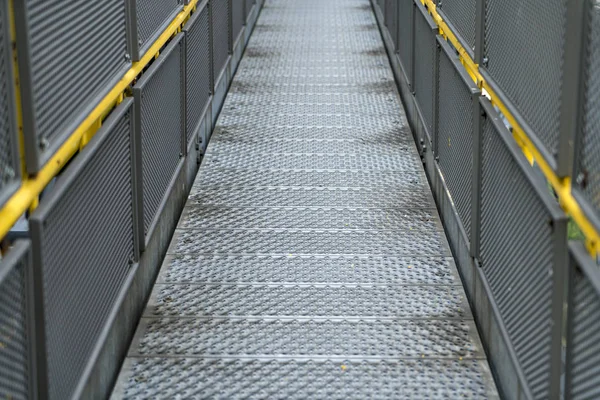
[16,0,129,173]
[245,0,255,21]
[184,4,211,146]
[483,0,567,158]
[567,247,600,400]
[576,4,600,225]
[232,0,245,44]
[0,242,31,400]
[132,0,182,60]
[0,2,18,207]
[438,0,476,51]
[135,35,184,238]
[30,101,135,400]
[385,0,398,49]
[413,4,436,136]
[480,111,555,400]
[436,44,474,238]
[397,0,413,83]
[212,0,231,82]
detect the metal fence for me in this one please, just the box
[374,1,600,399]
[0,0,263,399]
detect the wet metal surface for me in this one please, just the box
[112,0,499,398]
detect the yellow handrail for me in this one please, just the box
[420,0,599,257]
[0,0,199,240]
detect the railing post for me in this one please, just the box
[557,0,589,178]
[470,96,482,259]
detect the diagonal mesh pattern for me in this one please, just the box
[136,36,184,237]
[184,4,211,146]
[32,101,135,400]
[18,0,129,172]
[576,3,600,225]
[212,0,231,83]
[413,5,436,136]
[480,112,555,400]
[567,246,600,400]
[436,44,474,239]
[0,242,31,400]
[483,0,567,159]
[232,0,245,44]
[0,2,18,206]
[135,0,182,59]
[437,0,476,51]
[397,0,413,84]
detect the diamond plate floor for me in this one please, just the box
[112,0,499,398]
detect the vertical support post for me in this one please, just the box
[470,97,483,258]
[564,249,576,400]
[432,36,441,154]
[557,0,589,177]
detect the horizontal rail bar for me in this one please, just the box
[0,0,200,240]
[419,0,599,257]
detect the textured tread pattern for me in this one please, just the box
[113,0,498,397]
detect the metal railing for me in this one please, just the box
[0,0,262,399]
[373,1,600,399]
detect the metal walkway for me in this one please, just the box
[113,0,498,397]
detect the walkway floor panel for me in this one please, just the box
[113,0,499,398]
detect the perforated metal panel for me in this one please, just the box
[436,39,478,239]
[184,3,212,147]
[232,0,245,44]
[397,0,414,84]
[14,0,130,173]
[566,242,600,400]
[0,241,32,400]
[212,0,231,83]
[385,0,398,49]
[0,2,19,209]
[30,100,136,400]
[483,0,567,160]
[245,0,255,21]
[128,0,183,60]
[413,2,437,137]
[134,34,184,242]
[479,101,562,400]
[575,4,600,228]
[437,0,476,51]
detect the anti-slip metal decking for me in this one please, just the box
[113,0,498,397]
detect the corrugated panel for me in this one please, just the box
[212,0,231,84]
[134,34,184,242]
[0,1,19,208]
[30,100,136,400]
[479,100,559,400]
[245,0,255,21]
[413,2,437,137]
[483,0,567,161]
[436,39,477,239]
[575,3,600,228]
[437,0,476,51]
[184,3,212,147]
[566,242,600,400]
[129,0,183,60]
[232,0,245,44]
[15,0,130,173]
[0,241,32,400]
[397,0,414,84]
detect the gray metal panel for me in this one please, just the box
[0,241,33,400]
[212,0,231,85]
[134,34,185,244]
[436,38,479,240]
[184,2,212,147]
[385,0,398,49]
[14,0,130,174]
[0,1,19,209]
[29,100,136,400]
[566,241,600,400]
[482,0,567,164]
[245,0,255,21]
[128,0,183,61]
[479,99,565,400]
[437,0,476,53]
[397,0,414,85]
[574,3,600,231]
[413,1,437,137]
[232,0,245,45]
